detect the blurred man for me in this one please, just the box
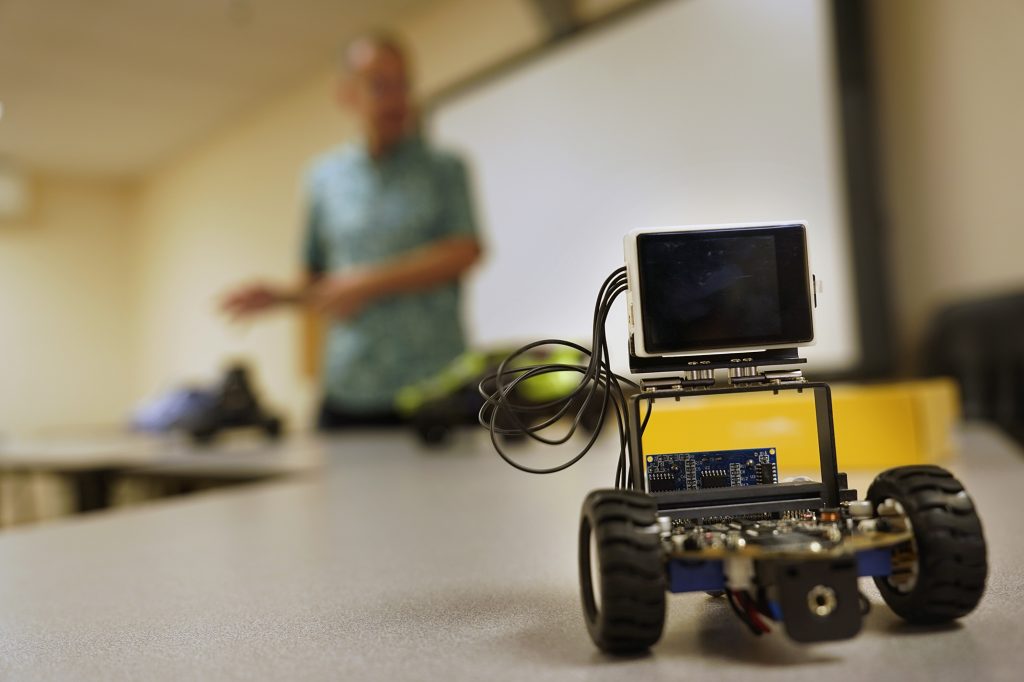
[222,33,481,429]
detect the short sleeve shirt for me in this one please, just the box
[303,136,479,412]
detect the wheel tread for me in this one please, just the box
[868,467,987,624]
[580,489,666,654]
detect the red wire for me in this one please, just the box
[740,592,771,633]
[726,590,765,635]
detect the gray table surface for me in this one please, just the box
[0,423,1021,681]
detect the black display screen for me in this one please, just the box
[636,225,813,354]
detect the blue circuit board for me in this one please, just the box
[645,447,778,493]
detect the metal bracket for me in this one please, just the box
[729,367,806,386]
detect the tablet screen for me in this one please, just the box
[635,225,813,354]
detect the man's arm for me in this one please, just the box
[309,236,481,318]
[221,237,481,320]
[219,273,319,318]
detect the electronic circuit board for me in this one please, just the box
[645,447,778,493]
[661,515,912,559]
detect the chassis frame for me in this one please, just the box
[589,349,946,644]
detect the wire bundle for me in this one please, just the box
[478,266,647,489]
[725,590,772,635]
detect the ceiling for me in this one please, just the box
[0,0,434,177]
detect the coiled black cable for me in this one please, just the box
[478,266,650,488]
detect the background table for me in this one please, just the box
[0,424,1020,680]
[0,431,324,513]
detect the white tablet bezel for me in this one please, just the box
[624,221,817,359]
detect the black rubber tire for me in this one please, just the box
[416,423,450,447]
[189,427,218,445]
[263,416,283,440]
[579,489,666,654]
[867,465,987,623]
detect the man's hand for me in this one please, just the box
[220,273,371,322]
[308,271,375,321]
[220,282,288,319]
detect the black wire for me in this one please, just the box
[739,591,771,633]
[726,590,763,636]
[478,269,623,436]
[477,266,648,486]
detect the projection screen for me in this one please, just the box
[431,0,859,373]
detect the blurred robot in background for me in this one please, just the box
[222,33,482,429]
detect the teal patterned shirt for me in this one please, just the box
[303,136,479,412]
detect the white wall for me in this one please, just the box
[433,0,857,372]
[0,177,136,432]
[871,0,1024,363]
[7,0,1023,435]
